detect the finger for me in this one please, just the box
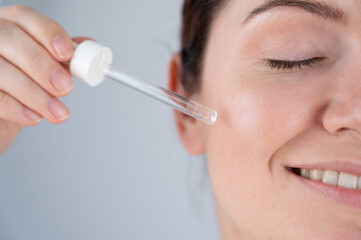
[61,37,95,74]
[0,5,73,61]
[0,20,73,97]
[0,90,42,126]
[0,57,70,124]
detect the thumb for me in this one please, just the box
[62,36,95,72]
[71,36,95,44]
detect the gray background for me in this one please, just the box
[0,0,219,239]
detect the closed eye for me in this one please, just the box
[266,57,326,70]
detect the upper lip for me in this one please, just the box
[275,130,361,177]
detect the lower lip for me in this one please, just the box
[289,169,361,210]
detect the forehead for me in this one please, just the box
[206,0,357,46]
[221,0,353,23]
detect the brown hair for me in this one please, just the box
[181,0,227,94]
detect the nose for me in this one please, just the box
[322,88,361,136]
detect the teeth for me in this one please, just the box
[300,169,310,179]
[295,168,361,190]
[338,172,358,189]
[310,169,323,181]
[322,170,338,186]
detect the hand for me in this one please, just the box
[0,5,75,154]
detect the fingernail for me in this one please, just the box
[50,68,73,94]
[48,97,70,121]
[23,107,42,123]
[52,36,73,59]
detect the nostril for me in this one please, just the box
[335,127,348,133]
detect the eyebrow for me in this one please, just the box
[243,0,346,25]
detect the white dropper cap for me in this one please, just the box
[70,40,113,87]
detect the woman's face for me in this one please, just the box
[193,0,361,239]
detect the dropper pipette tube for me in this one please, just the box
[104,64,217,125]
[70,40,217,125]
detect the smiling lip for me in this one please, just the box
[287,164,361,210]
[289,162,361,177]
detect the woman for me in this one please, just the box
[1,0,361,239]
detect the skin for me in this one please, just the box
[2,1,361,239]
[170,0,361,239]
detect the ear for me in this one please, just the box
[168,53,205,155]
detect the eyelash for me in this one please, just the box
[266,57,325,70]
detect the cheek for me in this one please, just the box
[201,75,324,234]
[204,89,282,200]
[205,81,313,178]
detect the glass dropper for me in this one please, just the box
[104,64,217,125]
[70,40,217,125]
